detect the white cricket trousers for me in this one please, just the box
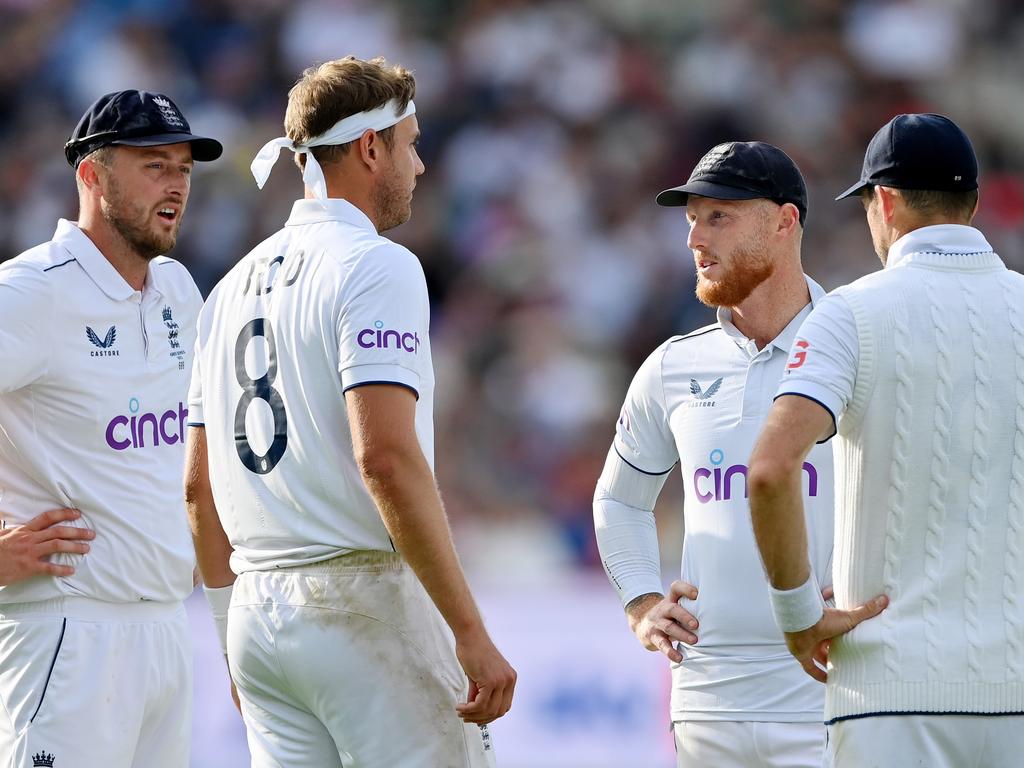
[0,596,191,768]
[673,720,828,767]
[830,713,1024,768]
[229,550,496,768]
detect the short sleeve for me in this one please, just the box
[336,245,429,397]
[0,263,52,393]
[612,345,678,475]
[776,292,860,432]
[187,342,204,426]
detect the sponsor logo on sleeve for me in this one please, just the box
[357,320,420,353]
[787,339,809,371]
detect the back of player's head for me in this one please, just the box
[284,56,416,167]
[836,113,979,222]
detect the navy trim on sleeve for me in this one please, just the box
[342,380,420,400]
[613,445,675,476]
[186,422,205,428]
[42,258,77,273]
[773,392,838,443]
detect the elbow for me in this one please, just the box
[355,444,409,488]
[747,454,794,499]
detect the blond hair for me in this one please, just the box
[284,56,416,169]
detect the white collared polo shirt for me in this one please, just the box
[189,198,435,573]
[614,277,834,722]
[0,219,201,605]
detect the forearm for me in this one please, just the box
[184,427,235,588]
[748,457,811,590]
[594,493,663,606]
[593,447,668,606]
[361,450,485,640]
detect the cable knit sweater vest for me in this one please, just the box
[826,233,1024,722]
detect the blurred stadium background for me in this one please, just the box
[2,0,1023,765]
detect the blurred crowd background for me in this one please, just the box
[2,0,1024,585]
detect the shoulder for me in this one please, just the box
[152,255,202,306]
[661,322,727,364]
[346,239,426,294]
[666,322,724,349]
[2,239,77,278]
[0,244,65,299]
[631,323,724,389]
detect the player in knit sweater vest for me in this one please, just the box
[748,113,1024,767]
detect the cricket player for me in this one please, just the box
[185,56,514,767]
[749,113,1024,767]
[594,142,839,767]
[0,90,221,767]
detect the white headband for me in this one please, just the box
[250,98,416,200]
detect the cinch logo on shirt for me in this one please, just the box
[104,398,188,450]
[357,320,420,353]
[692,449,818,503]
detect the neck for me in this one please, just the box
[728,260,810,349]
[77,209,149,292]
[313,170,380,231]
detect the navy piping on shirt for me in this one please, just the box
[613,445,675,476]
[667,325,724,347]
[773,391,838,443]
[342,380,419,400]
[826,709,1024,726]
[42,258,77,272]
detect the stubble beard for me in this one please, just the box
[102,176,181,260]
[373,170,413,233]
[694,236,775,309]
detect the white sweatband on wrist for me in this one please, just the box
[251,98,416,200]
[203,583,234,656]
[768,574,825,633]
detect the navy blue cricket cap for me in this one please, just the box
[656,141,808,225]
[836,113,978,201]
[64,90,223,168]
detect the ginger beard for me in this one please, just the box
[101,172,183,261]
[694,220,774,308]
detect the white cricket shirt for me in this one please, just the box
[189,199,435,573]
[0,219,201,605]
[614,277,834,722]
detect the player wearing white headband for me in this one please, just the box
[185,56,514,767]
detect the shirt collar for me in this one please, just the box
[885,224,998,270]
[53,219,146,302]
[285,198,378,232]
[717,275,826,354]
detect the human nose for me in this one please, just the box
[686,219,704,252]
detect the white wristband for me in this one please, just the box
[203,583,234,656]
[768,574,825,633]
